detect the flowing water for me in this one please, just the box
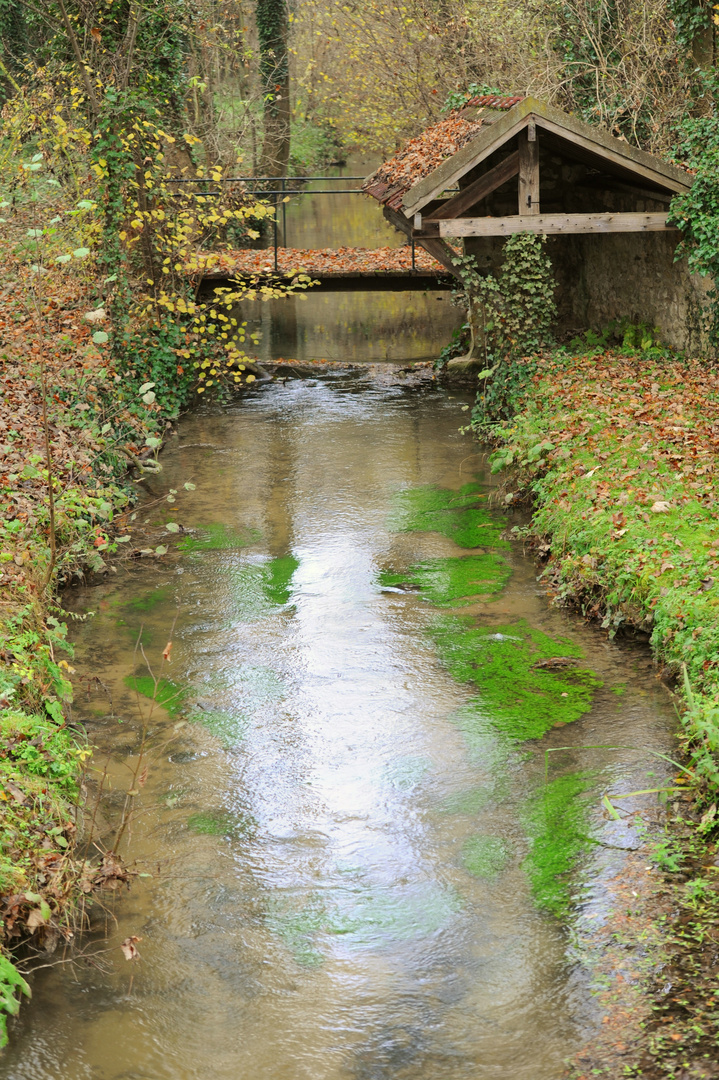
[0,180,676,1079]
[2,374,675,1080]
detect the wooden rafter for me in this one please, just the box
[424,151,519,221]
[382,205,460,277]
[439,212,676,237]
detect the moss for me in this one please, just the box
[432,617,602,740]
[388,482,509,549]
[380,553,511,606]
[177,522,261,553]
[124,674,188,717]
[462,835,509,878]
[522,771,595,916]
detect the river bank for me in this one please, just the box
[485,348,719,1078]
[0,247,178,1038]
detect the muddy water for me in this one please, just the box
[0,372,676,1080]
[243,157,462,364]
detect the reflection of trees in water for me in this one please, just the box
[238,292,461,363]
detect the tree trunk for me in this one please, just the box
[256,0,290,176]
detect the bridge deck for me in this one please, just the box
[199,246,453,291]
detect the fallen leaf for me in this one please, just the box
[162,641,172,661]
[650,501,671,513]
[26,908,45,930]
[121,935,142,961]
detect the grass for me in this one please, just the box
[484,349,719,788]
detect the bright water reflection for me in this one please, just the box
[0,373,675,1080]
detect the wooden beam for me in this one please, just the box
[518,129,540,214]
[425,151,519,220]
[439,212,676,237]
[381,205,461,278]
[416,237,462,276]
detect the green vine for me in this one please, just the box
[449,235,557,426]
[668,83,719,348]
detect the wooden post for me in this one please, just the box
[518,125,540,215]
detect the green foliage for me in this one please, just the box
[453,235,556,426]
[668,92,719,347]
[431,618,602,740]
[0,711,79,792]
[388,482,509,549]
[568,318,665,356]
[289,119,343,173]
[522,771,594,915]
[434,320,469,371]
[0,954,30,1049]
[379,553,511,606]
[442,83,501,112]
[669,0,712,50]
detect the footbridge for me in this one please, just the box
[171,175,455,292]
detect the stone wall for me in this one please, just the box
[459,139,711,354]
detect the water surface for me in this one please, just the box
[0,372,674,1080]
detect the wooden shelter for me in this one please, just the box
[364,96,705,350]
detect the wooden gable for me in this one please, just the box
[368,98,692,259]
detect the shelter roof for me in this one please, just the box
[364,96,691,219]
[363,97,525,212]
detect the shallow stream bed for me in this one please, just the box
[0,371,676,1079]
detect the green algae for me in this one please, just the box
[232,665,285,708]
[187,809,255,838]
[262,554,300,606]
[382,755,431,789]
[265,895,326,968]
[124,674,188,717]
[125,586,171,613]
[522,771,595,916]
[266,882,462,966]
[388,482,508,549]
[462,835,509,879]
[222,555,300,619]
[190,709,250,748]
[177,522,261,553]
[380,553,511,606]
[442,785,494,815]
[432,617,602,740]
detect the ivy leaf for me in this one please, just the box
[92,331,109,344]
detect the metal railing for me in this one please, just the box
[165,175,421,273]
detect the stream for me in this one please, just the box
[0,171,676,1079]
